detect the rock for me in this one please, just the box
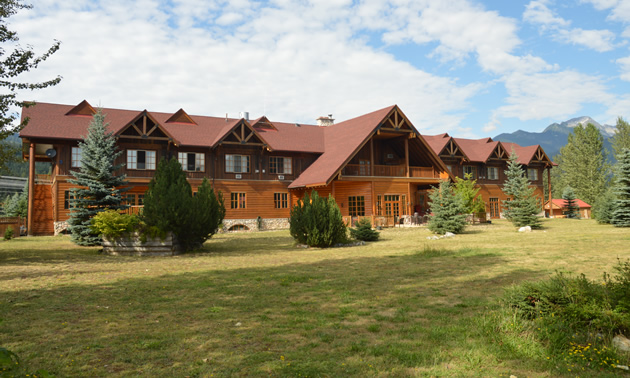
[613,334,630,353]
[426,236,440,240]
[235,322,242,327]
[518,226,532,232]
[444,232,455,238]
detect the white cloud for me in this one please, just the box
[582,0,630,22]
[556,28,617,52]
[523,0,570,28]
[495,71,612,121]
[616,56,630,81]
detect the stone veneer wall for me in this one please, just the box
[222,218,290,232]
[54,221,69,236]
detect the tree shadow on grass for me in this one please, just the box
[0,245,558,377]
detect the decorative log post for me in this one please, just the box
[27,142,35,236]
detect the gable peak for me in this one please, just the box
[65,100,96,116]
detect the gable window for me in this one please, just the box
[527,168,539,181]
[231,192,246,209]
[487,167,499,180]
[269,157,292,174]
[446,164,453,174]
[178,152,205,172]
[71,147,82,168]
[463,165,477,179]
[274,193,288,208]
[348,196,365,216]
[127,150,156,170]
[226,154,250,173]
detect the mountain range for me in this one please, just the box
[493,116,615,160]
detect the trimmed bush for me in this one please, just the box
[349,217,379,241]
[290,191,347,247]
[3,226,13,240]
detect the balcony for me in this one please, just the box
[342,164,440,178]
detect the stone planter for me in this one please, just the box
[102,232,181,256]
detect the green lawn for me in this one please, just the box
[1,219,628,377]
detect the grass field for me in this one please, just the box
[1,219,629,377]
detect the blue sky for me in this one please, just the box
[10,0,630,137]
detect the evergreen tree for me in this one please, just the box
[289,191,347,247]
[562,186,579,219]
[502,152,542,228]
[612,117,630,162]
[611,148,630,227]
[593,188,616,224]
[2,180,27,217]
[142,158,225,251]
[349,217,379,241]
[553,123,609,208]
[68,110,127,246]
[427,180,467,234]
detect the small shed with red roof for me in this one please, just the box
[544,198,592,219]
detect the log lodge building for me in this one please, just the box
[20,101,553,235]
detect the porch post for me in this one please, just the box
[547,165,552,218]
[370,138,374,176]
[405,137,409,177]
[27,142,35,236]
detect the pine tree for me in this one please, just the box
[562,186,579,219]
[68,110,127,246]
[142,158,226,251]
[593,188,616,224]
[553,123,609,207]
[612,117,630,162]
[289,191,347,247]
[427,180,467,234]
[611,148,630,227]
[502,152,542,228]
[2,180,27,217]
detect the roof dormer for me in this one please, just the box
[166,108,196,125]
[65,100,96,116]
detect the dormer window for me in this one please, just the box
[225,154,250,173]
[178,152,205,172]
[527,168,539,181]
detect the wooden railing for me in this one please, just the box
[122,206,143,215]
[34,174,52,184]
[342,164,438,178]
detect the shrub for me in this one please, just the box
[427,181,467,234]
[142,158,225,251]
[3,226,13,240]
[349,217,379,241]
[289,191,347,247]
[501,259,630,372]
[91,210,140,238]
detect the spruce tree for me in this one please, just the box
[562,186,579,219]
[68,110,127,246]
[142,158,225,251]
[502,152,542,229]
[593,189,616,224]
[427,180,467,234]
[611,148,630,227]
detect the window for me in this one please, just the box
[359,160,370,175]
[64,190,74,209]
[231,192,246,209]
[269,157,292,174]
[71,147,82,168]
[487,167,499,180]
[348,196,365,216]
[137,194,145,206]
[125,194,137,206]
[274,193,288,208]
[376,195,382,216]
[178,152,205,172]
[127,150,156,170]
[527,168,539,181]
[226,154,250,173]
[446,165,453,173]
[463,165,477,179]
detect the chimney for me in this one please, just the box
[316,114,334,126]
[239,111,250,121]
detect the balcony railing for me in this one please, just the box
[342,164,439,178]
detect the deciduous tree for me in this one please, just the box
[612,117,630,162]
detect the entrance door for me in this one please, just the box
[489,198,499,218]
[384,194,401,226]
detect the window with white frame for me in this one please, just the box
[487,167,499,180]
[178,152,205,172]
[269,157,292,174]
[71,147,82,168]
[463,165,477,179]
[527,168,539,181]
[127,150,156,170]
[225,154,250,173]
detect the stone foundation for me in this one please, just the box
[102,232,181,256]
[222,218,290,232]
[54,221,69,236]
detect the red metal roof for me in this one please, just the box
[546,198,592,209]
